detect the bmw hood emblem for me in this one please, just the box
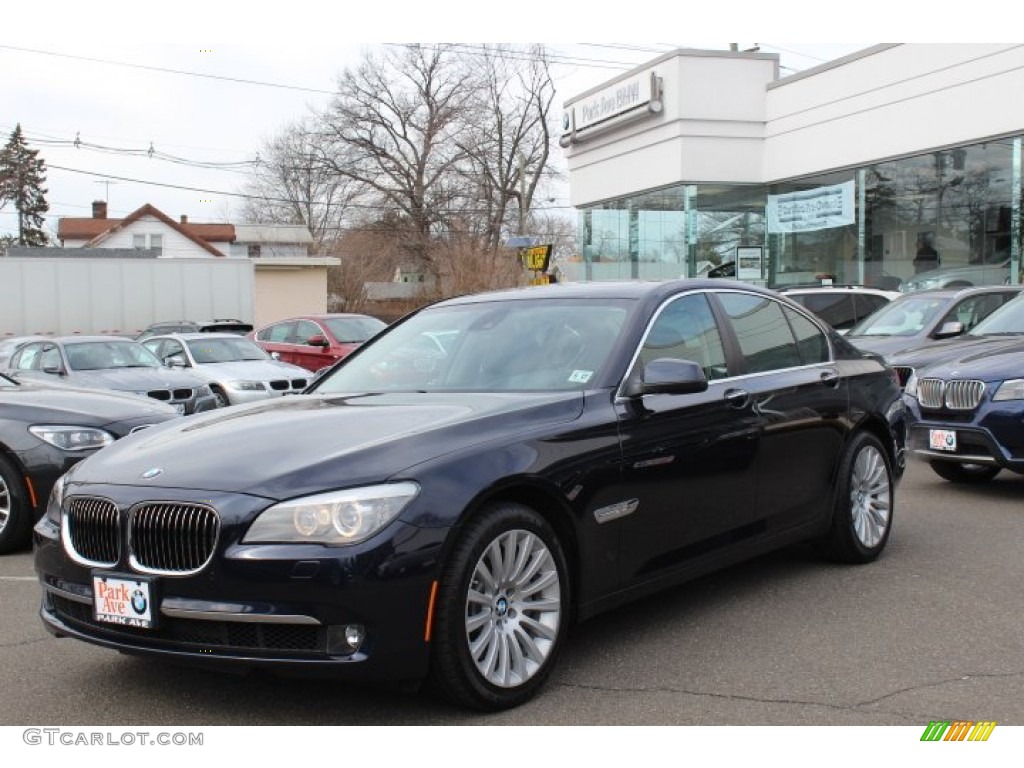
[141,468,164,479]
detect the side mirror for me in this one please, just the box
[306,334,330,348]
[624,358,709,398]
[165,355,187,369]
[934,320,965,339]
[42,366,65,376]
[270,351,281,361]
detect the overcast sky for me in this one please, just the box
[0,2,969,240]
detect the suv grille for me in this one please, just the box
[918,378,986,410]
[65,497,120,566]
[130,503,219,575]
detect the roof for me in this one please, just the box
[58,205,235,252]
[233,224,313,244]
[81,204,227,257]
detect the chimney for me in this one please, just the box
[92,200,108,219]
[180,215,188,224]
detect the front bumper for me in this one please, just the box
[33,486,446,681]
[904,396,1024,473]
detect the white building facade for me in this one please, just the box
[561,44,1024,287]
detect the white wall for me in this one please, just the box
[91,214,217,258]
[764,44,1024,180]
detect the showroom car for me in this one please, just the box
[844,286,1024,383]
[0,372,180,553]
[6,337,219,414]
[904,339,1024,483]
[901,254,1011,292]
[35,280,905,711]
[141,333,311,406]
[778,285,900,333]
[249,314,387,372]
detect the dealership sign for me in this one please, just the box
[766,180,856,233]
[562,71,658,142]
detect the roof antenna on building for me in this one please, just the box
[148,142,155,158]
[74,131,81,149]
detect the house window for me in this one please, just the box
[133,234,146,249]
[247,244,262,258]
[150,234,163,254]
[132,234,163,253]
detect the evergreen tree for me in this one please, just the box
[0,124,50,246]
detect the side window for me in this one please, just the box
[802,292,856,330]
[12,343,43,370]
[783,307,830,364]
[717,292,803,374]
[856,295,889,321]
[261,322,294,343]
[943,294,1001,331]
[39,345,63,371]
[640,293,728,380]
[295,321,322,345]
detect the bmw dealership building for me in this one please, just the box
[560,44,1024,288]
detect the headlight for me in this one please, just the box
[45,474,66,524]
[243,482,420,545]
[228,380,267,391]
[904,373,918,398]
[993,379,1024,401]
[29,425,115,451]
[197,385,213,396]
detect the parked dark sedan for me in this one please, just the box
[0,373,180,553]
[904,341,1024,483]
[34,280,905,710]
[7,336,219,414]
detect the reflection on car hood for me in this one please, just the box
[65,391,586,499]
[67,368,205,392]
[847,335,932,357]
[189,359,309,381]
[917,339,1024,381]
[0,379,181,424]
[888,335,1024,370]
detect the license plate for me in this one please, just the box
[93,574,155,629]
[929,429,957,452]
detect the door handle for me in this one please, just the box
[723,388,751,409]
[820,369,840,388]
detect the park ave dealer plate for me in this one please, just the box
[92,573,155,629]
[929,429,957,452]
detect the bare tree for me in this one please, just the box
[240,118,361,252]
[454,44,556,252]
[317,44,476,274]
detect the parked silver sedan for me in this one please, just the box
[141,333,311,406]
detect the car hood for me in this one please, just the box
[66,391,586,499]
[0,379,180,426]
[917,339,1024,381]
[190,359,311,381]
[887,335,1024,370]
[68,367,204,392]
[846,335,932,357]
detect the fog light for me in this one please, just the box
[327,624,365,654]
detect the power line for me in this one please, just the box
[0,44,337,95]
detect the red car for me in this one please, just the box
[249,314,387,372]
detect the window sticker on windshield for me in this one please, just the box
[568,370,593,383]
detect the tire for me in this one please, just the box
[929,460,1001,484]
[210,386,230,408]
[817,432,894,564]
[0,454,33,555]
[428,502,570,711]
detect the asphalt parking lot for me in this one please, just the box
[1,458,1022,726]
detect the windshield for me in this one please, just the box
[846,296,949,337]
[314,299,632,393]
[324,316,387,343]
[970,295,1024,335]
[65,341,162,371]
[186,337,268,363]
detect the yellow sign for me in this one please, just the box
[521,244,552,271]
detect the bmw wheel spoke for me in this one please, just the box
[464,528,562,689]
[850,445,891,549]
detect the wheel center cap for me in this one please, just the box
[495,596,509,617]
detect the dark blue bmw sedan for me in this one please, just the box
[34,280,905,710]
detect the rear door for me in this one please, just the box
[713,290,847,533]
